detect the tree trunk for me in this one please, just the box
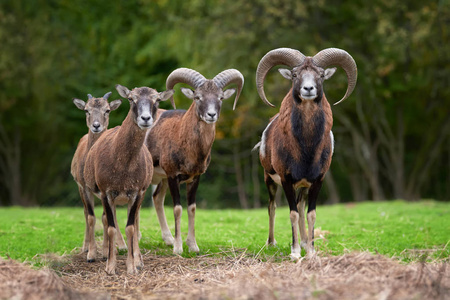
[324,171,340,204]
[233,144,248,209]
[251,147,261,208]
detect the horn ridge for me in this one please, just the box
[166,68,207,109]
[213,69,244,110]
[313,48,357,105]
[255,48,306,107]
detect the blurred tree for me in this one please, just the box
[0,0,448,207]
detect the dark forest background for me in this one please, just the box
[1,0,449,208]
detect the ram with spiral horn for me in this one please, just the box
[253,48,357,259]
[146,67,244,254]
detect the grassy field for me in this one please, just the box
[0,200,449,264]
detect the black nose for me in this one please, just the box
[207,112,216,118]
[93,122,100,129]
[303,86,314,92]
[141,115,151,122]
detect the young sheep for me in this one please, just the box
[70,92,124,262]
[84,85,174,274]
[255,48,357,259]
[146,68,244,254]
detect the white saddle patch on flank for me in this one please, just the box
[260,114,279,158]
[330,130,335,155]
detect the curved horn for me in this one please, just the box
[166,68,207,109]
[256,48,306,107]
[213,69,244,110]
[87,94,93,100]
[313,48,358,105]
[103,91,112,99]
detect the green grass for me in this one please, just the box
[0,201,449,264]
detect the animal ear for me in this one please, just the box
[324,67,337,80]
[73,98,86,110]
[115,84,130,98]
[181,87,195,99]
[223,88,236,100]
[278,68,292,80]
[109,99,122,111]
[159,89,175,102]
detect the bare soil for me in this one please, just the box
[1,248,449,300]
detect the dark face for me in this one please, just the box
[181,81,236,124]
[279,58,336,104]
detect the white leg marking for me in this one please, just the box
[307,210,316,257]
[298,189,309,250]
[153,180,174,245]
[102,213,108,259]
[186,203,199,253]
[87,215,97,262]
[267,201,277,246]
[290,210,301,260]
[173,205,183,254]
[105,226,117,275]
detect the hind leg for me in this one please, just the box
[265,173,278,246]
[153,179,174,245]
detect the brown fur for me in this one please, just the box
[83,86,160,275]
[147,77,237,254]
[147,105,215,178]
[258,59,337,258]
[70,95,125,263]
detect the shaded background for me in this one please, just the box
[0,0,449,208]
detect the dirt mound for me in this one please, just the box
[1,250,449,300]
[0,257,108,300]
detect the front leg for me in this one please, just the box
[281,177,301,259]
[102,193,117,275]
[82,187,97,263]
[153,179,174,245]
[186,176,200,253]
[297,188,309,251]
[126,193,143,275]
[168,176,183,254]
[306,179,322,257]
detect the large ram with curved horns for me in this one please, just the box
[146,67,244,254]
[254,48,357,259]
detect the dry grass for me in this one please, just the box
[1,246,449,300]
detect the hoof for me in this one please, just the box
[105,266,116,275]
[163,234,175,246]
[289,252,301,262]
[188,245,200,253]
[266,239,277,247]
[173,245,183,255]
[300,241,308,250]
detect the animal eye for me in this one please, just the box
[105,109,110,114]
[292,73,297,78]
[84,110,90,115]
[194,96,200,101]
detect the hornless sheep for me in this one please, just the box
[254,48,357,259]
[70,92,124,262]
[146,68,244,254]
[84,85,174,274]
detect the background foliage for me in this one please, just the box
[0,0,449,207]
